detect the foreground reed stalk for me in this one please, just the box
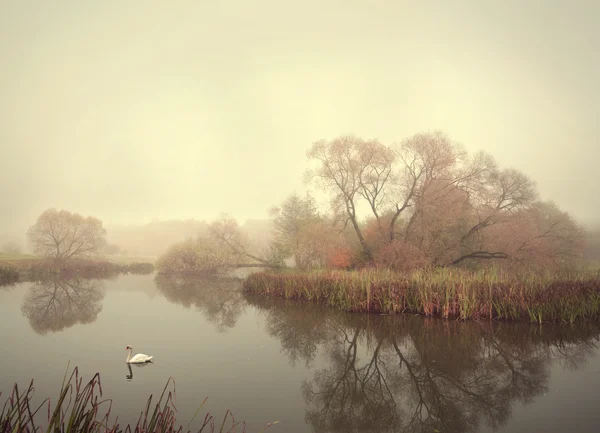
[243,268,600,324]
[0,366,278,433]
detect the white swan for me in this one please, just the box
[125,345,154,364]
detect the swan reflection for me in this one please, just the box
[126,364,133,381]
[125,362,152,381]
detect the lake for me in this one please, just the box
[1,273,599,433]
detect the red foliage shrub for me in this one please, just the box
[326,247,353,269]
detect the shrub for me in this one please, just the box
[156,238,235,274]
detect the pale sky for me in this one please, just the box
[1,0,599,234]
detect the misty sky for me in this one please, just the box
[1,0,599,235]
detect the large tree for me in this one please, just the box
[306,132,493,260]
[308,131,583,268]
[208,216,279,267]
[27,209,107,259]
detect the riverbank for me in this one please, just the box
[0,255,154,283]
[243,268,600,324]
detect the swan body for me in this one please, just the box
[126,345,153,364]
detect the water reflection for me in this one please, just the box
[248,297,600,433]
[126,363,133,380]
[21,277,104,335]
[125,363,151,381]
[154,275,245,332]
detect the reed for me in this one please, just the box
[0,259,155,282]
[0,266,19,286]
[0,366,278,433]
[243,267,600,324]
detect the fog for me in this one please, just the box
[2,0,599,244]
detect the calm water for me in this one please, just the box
[1,273,600,433]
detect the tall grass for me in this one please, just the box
[243,267,600,324]
[0,260,155,282]
[0,366,278,433]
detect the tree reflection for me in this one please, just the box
[155,274,245,332]
[247,297,600,433]
[21,277,104,335]
[250,297,335,368]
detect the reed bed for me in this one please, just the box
[0,366,278,433]
[0,266,19,286]
[243,268,600,324]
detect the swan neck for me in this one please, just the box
[126,348,132,363]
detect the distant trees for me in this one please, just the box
[102,243,122,256]
[1,241,21,254]
[157,216,283,274]
[27,209,107,260]
[585,225,600,261]
[155,130,586,273]
[208,216,277,267]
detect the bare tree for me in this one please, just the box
[307,131,584,268]
[27,209,106,260]
[156,216,285,275]
[306,132,495,259]
[447,168,539,265]
[306,136,392,259]
[478,200,585,268]
[208,215,275,266]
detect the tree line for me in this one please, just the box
[24,131,588,274]
[155,131,585,273]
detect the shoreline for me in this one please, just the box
[0,257,154,283]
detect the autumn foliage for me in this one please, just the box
[155,130,589,275]
[325,246,353,269]
[374,240,429,273]
[304,131,586,271]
